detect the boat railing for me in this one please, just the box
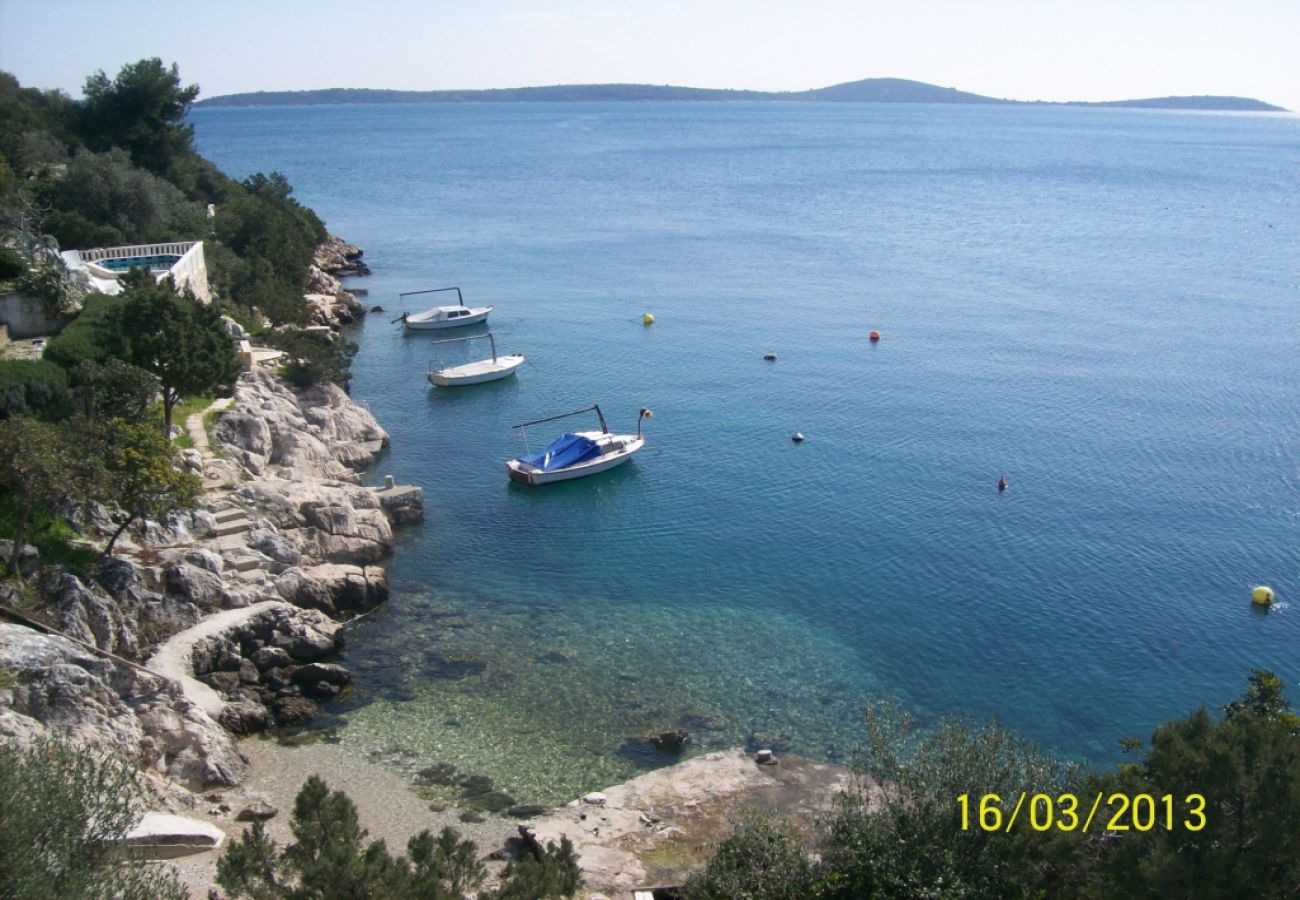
[399,286,464,307]
[429,331,497,363]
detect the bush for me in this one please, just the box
[41,148,205,248]
[682,817,820,900]
[41,292,126,370]
[0,358,72,420]
[268,328,358,388]
[0,738,186,899]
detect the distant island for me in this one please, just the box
[194,77,1286,111]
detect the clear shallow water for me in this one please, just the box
[193,102,1300,804]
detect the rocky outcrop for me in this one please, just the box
[1,364,418,808]
[304,235,370,327]
[0,624,245,790]
[315,235,371,279]
[214,370,388,483]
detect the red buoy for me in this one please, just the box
[998,475,1008,492]
[869,330,881,342]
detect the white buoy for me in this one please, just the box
[792,432,805,443]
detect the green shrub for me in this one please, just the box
[0,245,25,280]
[0,358,72,420]
[682,817,819,900]
[268,328,357,389]
[218,775,581,899]
[41,292,126,370]
[0,738,187,899]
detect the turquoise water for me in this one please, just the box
[96,254,181,271]
[193,103,1300,804]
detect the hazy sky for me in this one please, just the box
[2,0,1297,110]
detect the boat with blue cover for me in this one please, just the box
[506,405,652,485]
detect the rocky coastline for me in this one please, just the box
[0,237,423,809]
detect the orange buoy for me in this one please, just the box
[998,475,1008,492]
[869,330,881,342]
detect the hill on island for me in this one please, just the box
[194,77,1286,111]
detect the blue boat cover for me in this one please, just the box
[518,432,601,471]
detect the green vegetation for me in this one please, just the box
[92,418,201,555]
[1,59,329,326]
[114,269,240,431]
[217,775,581,899]
[0,738,187,900]
[0,358,72,420]
[683,672,1300,899]
[268,328,359,389]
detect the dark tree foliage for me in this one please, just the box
[0,416,83,576]
[218,775,580,899]
[0,358,72,420]
[0,738,187,900]
[0,244,24,279]
[41,292,127,370]
[71,357,158,423]
[115,270,240,431]
[268,328,358,389]
[40,147,206,248]
[77,58,199,175]
[1053,669,1300,899]
[0,71,76,172]
[211,172,326,322]
[682,818,819,900]
[489,836,582,900]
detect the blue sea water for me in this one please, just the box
[192,102,1300,803]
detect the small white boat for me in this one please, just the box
[395,286,492,330]
[427,332,524,386]
[506,405,652,486]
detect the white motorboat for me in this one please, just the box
[395,286,492,330]
[427,331,524,386]
[506,405,652,485]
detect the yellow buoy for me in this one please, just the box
[642,313,655,325]
[1252,585,1275,606]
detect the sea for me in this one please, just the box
[191,101,1300,805]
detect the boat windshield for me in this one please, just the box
[518,433,601,471]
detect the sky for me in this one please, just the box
[2,0,1297,110]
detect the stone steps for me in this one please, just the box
[213,508,247,524]
[211,517,253,537]
[225,554,264,573]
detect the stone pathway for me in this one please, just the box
[185,397,236,491]
[145,600,291,718]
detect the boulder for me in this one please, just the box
[236,799,279,822]
[275,564,387,615]
[272,695,321,726]
[218,700,271,736]
[648,729,691,753]
[163,563,227,610]
[289,662,351,688]
[0,540,40,578]
[182,549,224,574]
[47,570,141,660]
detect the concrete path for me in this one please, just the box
[146,600,290,718]
[185,397,236,491]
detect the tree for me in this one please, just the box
[0,359,72,420]
[682,818,819,900]
[71,357,158,423]
[819,702,1080,900]
[78,58,199,175]
[0,416,84,577]
[218,775,581,899]
[267,328,358,389]
[116,270,240,432]
[93,418,201,556]
[0,737,186,899]
[1062,671,1300,899]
